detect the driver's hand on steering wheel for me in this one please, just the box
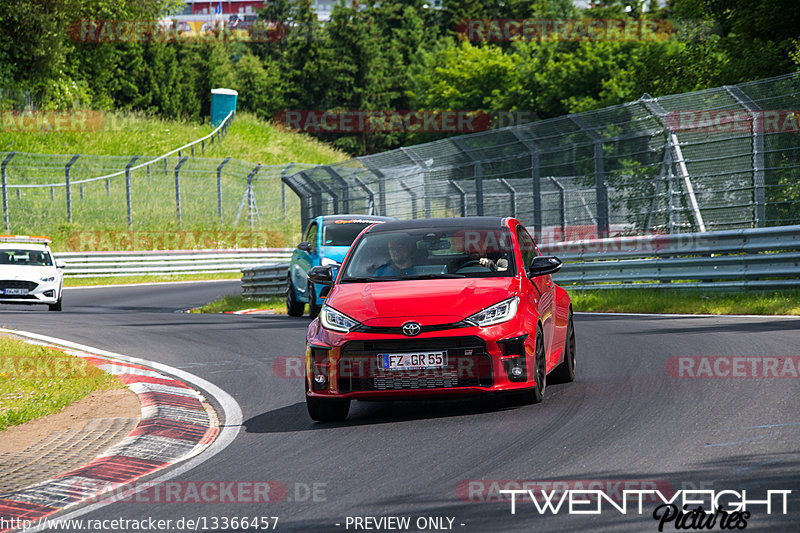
[479,257,496,270]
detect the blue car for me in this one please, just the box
[287,215,394,317]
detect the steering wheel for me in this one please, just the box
[455,259,490,273]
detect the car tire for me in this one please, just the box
[286,277,304,317]
[48,293,62,312]
[308,283,321,319]
[520,325,546,404]
[550,311,576,384]
[306,393,350,422]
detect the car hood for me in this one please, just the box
[326,277,518,326]
[0,265,58,281]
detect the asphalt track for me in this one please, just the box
[1,281,799,532]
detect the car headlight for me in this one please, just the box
[320,257,340,267]
[319,305,361,333]
[40,276,55,282]
[465,297,519,327]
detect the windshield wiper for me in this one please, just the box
[403,273,466,279]
[340,276,404,282]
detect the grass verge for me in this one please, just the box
[191,294,286,315]
[570,289,800,315]
[0,336,124,431]
[0,111,346,164]
[64,272,241,287]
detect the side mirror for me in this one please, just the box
[297,241,312,252]
[308,265,334,286]
[55,260,66,269]
[527,256,562,278]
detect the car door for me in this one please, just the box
[517,226,555,365]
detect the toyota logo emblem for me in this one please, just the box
[402,322,422,336]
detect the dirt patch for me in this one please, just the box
[0,387,140,454]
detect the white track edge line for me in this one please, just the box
[0,328,243,532]
[575,311,800,319]
[64,279,239,290]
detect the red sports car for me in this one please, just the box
[304,217,575,421]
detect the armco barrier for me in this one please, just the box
[541,225,800,290]
[55,248,292,277]
[241,263,288,298]
[237,225,800,295]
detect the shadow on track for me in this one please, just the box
[243,394,540,433]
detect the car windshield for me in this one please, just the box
[323,219,380,246]
[0,249,52,266]
[340,227,516,281]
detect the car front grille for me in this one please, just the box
[338,336,493,393]
[0,280,38,291]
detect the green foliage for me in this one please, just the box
[571,289,800,315]
[0,0,797,158]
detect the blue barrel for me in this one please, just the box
[210,88,238,127]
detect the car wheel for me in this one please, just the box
[550,311,576,384]
[306,393,350,422]
[286,277,305,317]
[308,283,321,319]
[520,325,546,404]
[48,293,62,312]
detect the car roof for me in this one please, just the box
[366,217,510,233]
[318,215,395,224]
[0,242,51,251]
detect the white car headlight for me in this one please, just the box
[465,297,519,327]
[40,276,55,282]
[320,257,340,267]
[319,305,361,333]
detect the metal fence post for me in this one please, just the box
[448,179,467,217]
[51,187,55,202]
[402,148,431,218]
[281,163,296,219]
[498,179,517,218]
[216,157,231,226]
[509,129,542,239]
[398,179,418,219]
[352,172,376,215]
[724,85,766,227]
[1,152,15,232]
[125,156,140,229]
[322,166,350,213]
[361,159,387,216]
[65,154,80,223]
[569,115,608,237]
[548,177,566,239]
[174,156,188,229]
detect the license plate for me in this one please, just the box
[380,351,447,370]
[3,288,28,295]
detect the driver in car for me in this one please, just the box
[464,242,508,272]
[374,235,417,276]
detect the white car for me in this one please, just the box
[0,236,65,311]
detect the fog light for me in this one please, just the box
[314,374,327,386]
[510,365,524,378]
[43,290,55,298]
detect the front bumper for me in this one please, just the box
[306,320,535,400]
[0,280,60,305]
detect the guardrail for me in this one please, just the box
[241,263,288,298]
[55,248,292,277]
[237,225,800,296]
[542,225,800,290]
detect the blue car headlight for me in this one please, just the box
[320,257,340,267]
[465,297,519,327]
[319,305,361,333]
